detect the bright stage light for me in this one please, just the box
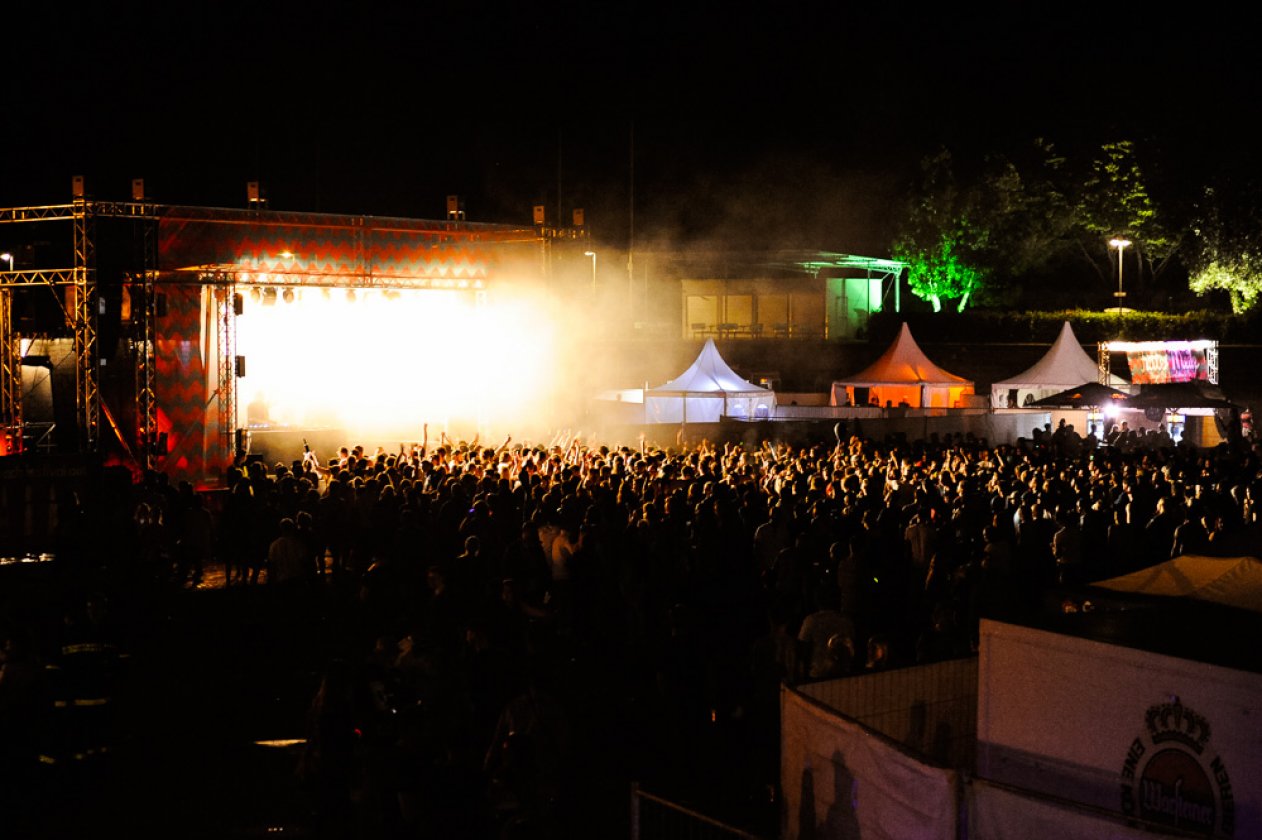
[234,286,559,443]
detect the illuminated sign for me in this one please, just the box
[1126,346,1209,384]
[1104,341,1217,385]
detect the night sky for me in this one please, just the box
[4,5,1258,256]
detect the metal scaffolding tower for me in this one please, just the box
[134,211,159,468]
[72,195,99,452]
[0,194,161,459]
[2,187,542,475]
[211,278,238,467]
[0,280,19,453]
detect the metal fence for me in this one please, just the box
[630,783,769,840]
[799,656,978,771]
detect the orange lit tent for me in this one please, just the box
[830,322,973,408]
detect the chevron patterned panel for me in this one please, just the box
[154,284,206,483]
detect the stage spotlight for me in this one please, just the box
[282,288,295,303]
[321,287,332,300]
[346,289,356,303]
[262,287,278,306]
[250,287,262,303]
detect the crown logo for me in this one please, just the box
[1144,697,1211,754]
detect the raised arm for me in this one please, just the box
[495,433,513,460]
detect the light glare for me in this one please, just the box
[235,287,558,442]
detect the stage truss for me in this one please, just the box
[0,193,543,478]
[0,199,160,458]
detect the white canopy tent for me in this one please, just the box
[1092,555,1262,614]
[991,321,1128,408]
[644,339,775,423]
[831,322,973,408]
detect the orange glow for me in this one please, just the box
[234,287,558,442]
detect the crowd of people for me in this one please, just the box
[3,419,1261,836]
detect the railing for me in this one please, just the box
[686,323,821,340]
[630,783,768,840]
[771,406,994,420]
[26,422,57,454]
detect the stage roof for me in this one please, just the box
[158,205,544,289]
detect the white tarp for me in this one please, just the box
[781,686,957,840]
[977,619,1262,838]
[969,780,1180,840]
[991,321,1128,407]
[644,338,774,423]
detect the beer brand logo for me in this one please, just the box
[1120,697,1234,837]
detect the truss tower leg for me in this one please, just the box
[215,280,238,471]
[136,214,159,468]
[0,287,20,454]
[73,198,99,452]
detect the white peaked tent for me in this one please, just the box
[645,339,775,423]
[831,322,973,408]
[990,321,1127,408]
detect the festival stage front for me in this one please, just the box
[0,198,548,485]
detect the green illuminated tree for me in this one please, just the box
[1188,258,1262,313]
[893,140,1180,310]
[892,144,1073,311]
[892,150,990,312]
[893,230,986,313]
[1185,183,1262,313]
[983,139,1076,278]
[1075,140,1177,291]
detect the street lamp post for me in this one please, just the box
[0,252,13,273]
[584,250,597,297]
[1109,237,1131,313]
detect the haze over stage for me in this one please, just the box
[236,285,559,444]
